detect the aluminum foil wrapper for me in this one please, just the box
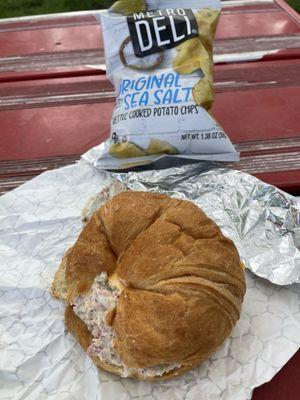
[1,159,300,400]
[115,161,300,285]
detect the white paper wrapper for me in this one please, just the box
[1,160,300,400]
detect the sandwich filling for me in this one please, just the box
[72,272,181,378]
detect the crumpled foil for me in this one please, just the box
[114,161,300,285]
[0,159,300,400]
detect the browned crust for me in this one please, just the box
[52,191,246,379]
[65,212,117,301]
[51,250,69,300]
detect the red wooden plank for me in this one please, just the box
[0,14,96,32]
[0,23,102,57]
[0,58,299,108]
[0,8,297,59]
[0,68,105,84]
[255,171,300,194]
[0,156,80,194]
[214,58,300,91]
[0,74,114,110]
[0,58,299,160]
[0,1,299,82]
[275,0,300,26]
[5,99,298,159]
[253,350,300,400]
[1,34,299,83]
[213,87,300,143]
[0,103,110,160]
[216,10,299,39]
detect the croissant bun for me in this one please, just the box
[52,191,245,380]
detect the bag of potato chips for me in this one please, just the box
[88,0,238,169]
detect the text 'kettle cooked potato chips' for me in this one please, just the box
[94,0,238,169]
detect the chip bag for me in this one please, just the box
[90,0,238,169]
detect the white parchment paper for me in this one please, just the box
[1,160,300,400]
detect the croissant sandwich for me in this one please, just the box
[51,191,245,380]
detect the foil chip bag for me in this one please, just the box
[96,0,238,169]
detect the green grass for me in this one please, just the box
[286,0,300,12]
[0,0,114,18]
[0,0,298,18]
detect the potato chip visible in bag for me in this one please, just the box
[111,0,146,15]
[109,141,146,158]
[90,0,238,169]
[146,139,178,155]
[193,78,214,110]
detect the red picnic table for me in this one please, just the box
[1,0,300,195]
[0,1,300,397]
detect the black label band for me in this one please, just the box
[127,8,198,58]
